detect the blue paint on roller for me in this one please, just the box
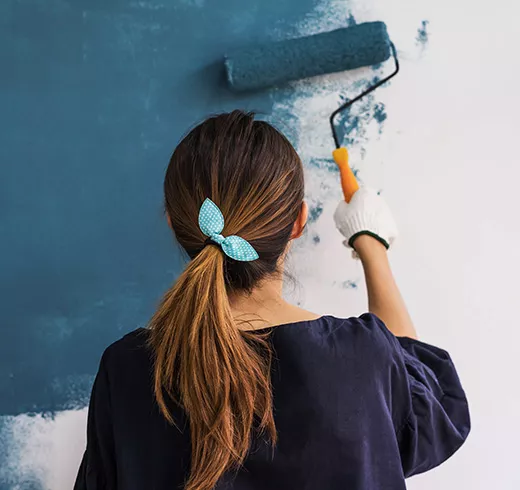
[225,21,392,91]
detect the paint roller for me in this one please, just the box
[224,21,399,202]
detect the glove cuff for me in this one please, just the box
[348,230,390,250]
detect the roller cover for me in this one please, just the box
[225,21,391,92]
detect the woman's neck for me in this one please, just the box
[229,277,319,331]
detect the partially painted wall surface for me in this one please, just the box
[1,0,519,489]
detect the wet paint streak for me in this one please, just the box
[416,20,429,46]
[0,0,321,418]
[1,0,396,419]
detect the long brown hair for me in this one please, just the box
[148,110,305,490]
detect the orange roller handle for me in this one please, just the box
[333,147,359,203]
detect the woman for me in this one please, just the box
[75,111,470,490]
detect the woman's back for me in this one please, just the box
[77,314,469,490]
[75,111,470,489]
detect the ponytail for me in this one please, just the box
[155,110,305,488]
[148,245,276,490]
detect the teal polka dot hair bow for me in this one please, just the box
[198,198,259,262]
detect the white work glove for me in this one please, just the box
[333,187,398,255]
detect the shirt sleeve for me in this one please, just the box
[360,313,471,478]
[74,351,117,490]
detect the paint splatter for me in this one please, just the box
[372,102,387,133]
[334,85,387,148]
[308,202,324,223]
[416,20,429,46]
[312,234,321,244]
[342,280,358,289]
[308,157,340,173]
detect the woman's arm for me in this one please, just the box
[333,187,417,339]
[334,189,470,472]
[354,235,417,339]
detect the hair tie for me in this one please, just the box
[198,198,259,262]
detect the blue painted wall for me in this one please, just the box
[0,0,326,416]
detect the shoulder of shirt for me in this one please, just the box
[305,313,393,339]
[100,328,151,366]
[98,316,400,367]
[309,313,401,360]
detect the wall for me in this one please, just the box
[1,0,519,488]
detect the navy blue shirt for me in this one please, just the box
[75,314,470,489]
